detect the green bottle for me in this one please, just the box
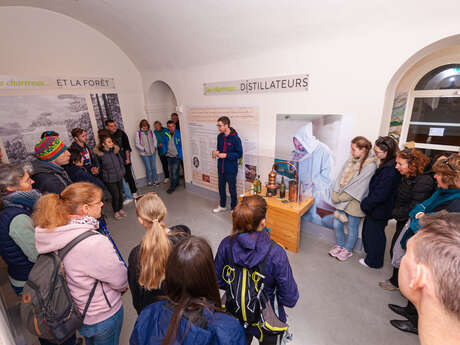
[280,176,286,198]
[253,177,258,194]
[256,175,262,194]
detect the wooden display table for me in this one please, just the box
[239,186,314,253]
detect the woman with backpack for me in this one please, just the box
[360,136,401,269]
[130,236,245,345]
[33,182,128,345]
[329,136,377,261]
[94,133,126,220]
[127,192,190,315]
[214,195,299,345]
[379,148,435,291]
[135,119,159,186]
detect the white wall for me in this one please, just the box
[142,24,460,184]
[0,6,146,178]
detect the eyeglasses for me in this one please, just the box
[216,124,224,128]
[443,154,458,171]
[87,200,103,207]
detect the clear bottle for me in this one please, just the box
[279,176,286,199]
[256,175,262,194]
[253,176,259,194]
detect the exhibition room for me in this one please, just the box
[0,1,460,345]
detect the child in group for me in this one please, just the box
[329,136,377,261]
[94,133,126,220]
[127,192,189,315]
[130,236,245,345]
[65,148,105,190]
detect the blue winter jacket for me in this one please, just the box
[64,165,105,190]
[217,128,243,175]
[215,231,299,326]
[360,158,401,220]
[130,300,246,345]
[154,127,168,155]
[162,129,183,160]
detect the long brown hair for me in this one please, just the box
[162,236,222,345]
[231,195,267,236]
[33,182,102,229]
[136,193,170,290]
[351,136,372,174]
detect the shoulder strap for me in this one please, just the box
[258,240,275,275]
[58,230,99,260]
[227,237,236,266]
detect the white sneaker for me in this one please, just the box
[359,258,369,268]
[163,178,170,184]
[123,198,133,205]
[213,206,228,213]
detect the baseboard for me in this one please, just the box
[185,182,364,252]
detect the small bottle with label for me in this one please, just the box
[253,177,259,194]
[256,175,262,194]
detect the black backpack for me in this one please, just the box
[221,239,288,338]
[20,231,101,343]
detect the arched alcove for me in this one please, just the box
[381,35,460,157]
[145,80,178,126]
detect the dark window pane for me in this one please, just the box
[410,97,460,123]
[407,124,460,146]
[415,64,460,90]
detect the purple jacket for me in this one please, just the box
[215,231,299,323]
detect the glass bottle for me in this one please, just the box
[279,176,286,199]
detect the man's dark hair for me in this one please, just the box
[68,148,83,166]
[217,116,230,126]
[104,119,115,126]
[40,131,59,139]
[167,120,175,126]
[71,128,85,139]
[171,112,178,117]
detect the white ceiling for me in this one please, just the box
[2,0,460,71]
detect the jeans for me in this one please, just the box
[159,155,169,178]
[167,156,181,190]
[79,306,123,345]
[333,213,362,251]
[122,179,133,199]
[218,173,238,209]
[140,154,158,183]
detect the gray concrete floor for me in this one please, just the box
[102,182,419,345]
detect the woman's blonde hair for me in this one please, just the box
[136,193,170,290]
[33,182,103,229]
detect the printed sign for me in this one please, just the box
[204,74,309,95]
[0,75,116,90]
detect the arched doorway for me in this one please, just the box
[145,80,177,126]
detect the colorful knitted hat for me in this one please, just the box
[34,136,67,162]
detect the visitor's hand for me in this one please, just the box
[217,153,227,159]
[125,158,131,164]
[91,167,99,175]
[415,212,425,219]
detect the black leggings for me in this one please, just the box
[245,332,283,345]
[105,180,124,213]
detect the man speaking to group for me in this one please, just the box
[212,116,243,213]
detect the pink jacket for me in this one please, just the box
[35,220,128,325]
